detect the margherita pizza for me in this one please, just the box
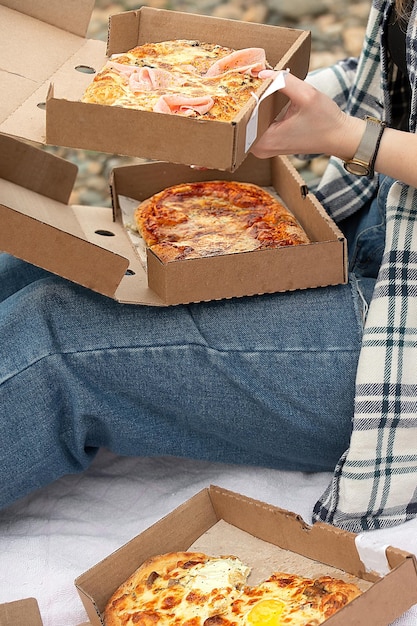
[103,551,362,626]
[81,39,270,121]
[134,180,310,263]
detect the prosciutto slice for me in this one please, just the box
[205,47,267,78]
[129,67,174,92]
[153,94,214,116]
[105,60,137,77]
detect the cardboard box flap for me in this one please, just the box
[0,198,131,299]
[1,0,95,37]
[0,597,43,626]
[0,133,77,203]
[0,0,99,145]
[0,135,130,297]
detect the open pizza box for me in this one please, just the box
[111,154,347,305]
[0,0,311,172]
[75,485,417,626]
[0,133,347,306]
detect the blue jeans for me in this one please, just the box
[0,178,390,510]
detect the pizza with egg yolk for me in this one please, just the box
[103,553,362,626]
[208,571,362,625]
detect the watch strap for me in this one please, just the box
[344,116,386,177]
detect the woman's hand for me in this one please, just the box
[251,71,364,161]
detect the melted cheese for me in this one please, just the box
[82,40,265,121]
[135,181,310,263]
[104,555,362,626]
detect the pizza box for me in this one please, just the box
[0,0,310,172]
[74,485,417,626]
[110,154,347,305]
[0,133,346,305]
[0,133,347,305]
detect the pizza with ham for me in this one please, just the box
[81,39,270,121]
[133,180,310,263]
[103,551,362,626]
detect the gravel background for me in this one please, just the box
[52,0,370,206]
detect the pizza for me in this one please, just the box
[81,39,270,121]
[103,551,362,626]
[134,180,310,263]
[103,552,251,626]
[215,572,362,625]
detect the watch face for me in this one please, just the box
[344,160,370,176]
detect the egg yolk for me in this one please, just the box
[245,598,285,626]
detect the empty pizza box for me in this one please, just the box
[0,133,347,305]
[75,485,417,626]
[0,0,311,171]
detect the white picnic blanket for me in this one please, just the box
[0,449,416,625]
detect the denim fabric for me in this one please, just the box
[0,182,387,509]
[339,174,390,279]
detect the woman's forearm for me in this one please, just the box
[252,72,417,189]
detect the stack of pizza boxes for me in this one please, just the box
[6,3,417,626]
[0,0,348,306]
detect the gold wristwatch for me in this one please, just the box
[344,116,386,178]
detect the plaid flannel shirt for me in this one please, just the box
[308,0,417,532]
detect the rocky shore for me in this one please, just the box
[53,0,370,206]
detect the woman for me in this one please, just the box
[0,0,414,532]
[252,0,417,531]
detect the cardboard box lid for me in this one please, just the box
[75,485,417,626]
[0,0,99,146]
[0,597,43,626]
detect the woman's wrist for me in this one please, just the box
[334,115,367,162]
